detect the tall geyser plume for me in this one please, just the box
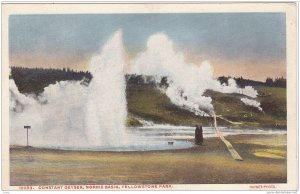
[9,30,128,148]
[85,30,128,147]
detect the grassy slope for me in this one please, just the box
[127,84,215,127]
[126,84,286,128]
[206,86,286,128]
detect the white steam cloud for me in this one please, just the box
[10,31,263,149]
[10,30,129,148]
[220,79,258,98]
[241,98,263,112]
[130,33,260,115]
[85,30,128,147]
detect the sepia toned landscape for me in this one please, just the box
[8,13,288,186]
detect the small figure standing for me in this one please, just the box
[195,125,203,145]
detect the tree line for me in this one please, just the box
[218,76,286,88]
[127,74,287,89]
[265,77,286,88]
[10,66,92,94]
[10,67,286,94]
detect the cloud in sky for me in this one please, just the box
[9,13,286,81]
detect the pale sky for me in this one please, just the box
[9,13,286,81]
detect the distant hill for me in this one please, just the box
[10,67,286,128]
[126,81,286,129]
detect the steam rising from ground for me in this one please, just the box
[131,33,260,115]
[10,80,89,147]
[241,98,263,112]
[10,31,129,148]
[10,31,263,149]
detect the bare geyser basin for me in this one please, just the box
[9,30,285,152]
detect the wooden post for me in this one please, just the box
[24,126,31,146]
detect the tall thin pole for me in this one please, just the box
[24,126,31,147]
[27,128,29,146]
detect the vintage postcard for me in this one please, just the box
[1,2,298,191]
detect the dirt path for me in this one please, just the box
[216,115,243,125]
[213,114,243,161]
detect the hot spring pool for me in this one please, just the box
[53,125,286,151]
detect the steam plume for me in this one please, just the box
[131,33,261,115]
[10,30,128,148]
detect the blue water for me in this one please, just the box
[50,126,286,151]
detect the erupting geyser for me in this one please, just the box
[85,30,128,147]
[10,30,129,149]
[9,30,263,150]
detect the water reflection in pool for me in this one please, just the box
[88,125,286,151]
